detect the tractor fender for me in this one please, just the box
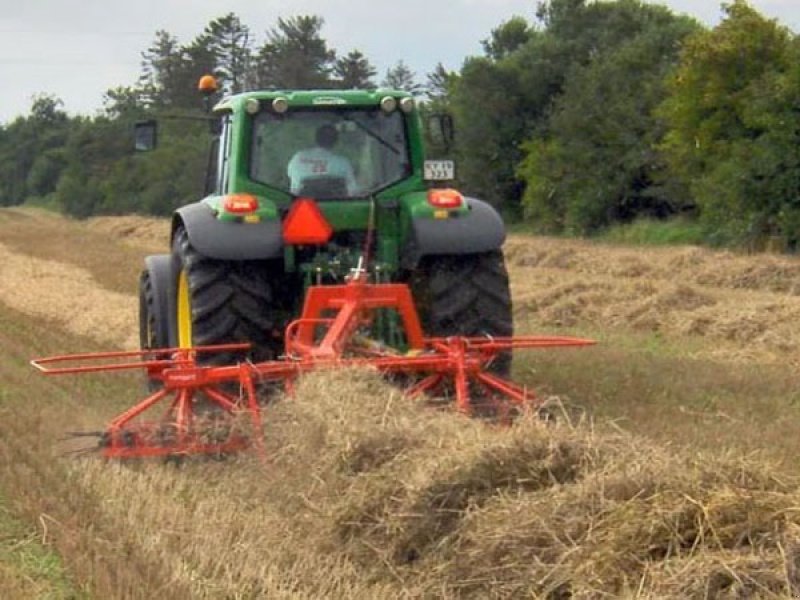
[141,254,175,348]
[403,197,506,267]
[173,202,283,260]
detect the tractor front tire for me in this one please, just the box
[139,255,174,391]
[411,250,513,376]
[139,269,170,352]
[172,227,286,366]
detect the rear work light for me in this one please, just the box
[283,198,333,245]
[427,188,464,209]
[223,193,259,214]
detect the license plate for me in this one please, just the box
[424,160,455,181]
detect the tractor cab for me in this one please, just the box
[250,100,412,200]
[203,88,445,208]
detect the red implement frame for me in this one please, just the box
[31,276,595,459]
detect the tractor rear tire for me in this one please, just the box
[172,227,287,367]
[411,250,513,376]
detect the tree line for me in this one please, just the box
[0,14,426,218]
[1,1,799,249]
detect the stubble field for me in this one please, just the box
[3,206,800,598]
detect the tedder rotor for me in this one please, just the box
[31,270,594,459]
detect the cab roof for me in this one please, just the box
[213,89,414,113]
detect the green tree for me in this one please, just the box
[54,116,133,217]
[0,95,70,206]
[382,60,422,94]
[29,94,67,125]
[333,50,376,88]
[481,15,532,60]
[451,0,701,215]
[425,63,455,104]
[97,124,209,216]
[139,30,215,109]
[254,16,335,89]
[658,0,799,245]
[103,86,148,119]
[519,7,699,233]
[26,148,67,198]
[138,30,185,107]
[0,121,32,205]
[55,165,101,218]
[198,13,252,94]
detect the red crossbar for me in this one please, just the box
[287,275,425,358]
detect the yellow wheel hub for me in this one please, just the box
[177,270,193,348]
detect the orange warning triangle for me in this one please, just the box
[282,198,333,245]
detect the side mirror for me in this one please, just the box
[134,120,158,152]
[427,114,455,150]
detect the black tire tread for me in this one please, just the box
[139,270,161,349]
[139,268,169,391]
[412,250,513,376]
[174,228,285,365]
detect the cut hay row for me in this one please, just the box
[65,369,800,597]
[505,236,800,295]
[3,207,800,597]
[86,214,168,253]
[504,237,800,364]
[0,241,138,350]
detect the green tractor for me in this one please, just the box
[137,80,512,376]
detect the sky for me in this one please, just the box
[0,0,798,125]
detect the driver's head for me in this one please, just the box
[316,124,338,149]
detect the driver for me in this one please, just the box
[287,124,358,196]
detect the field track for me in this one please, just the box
[3,206,800,597]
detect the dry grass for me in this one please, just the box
[0,240,138,350]
[5,207,800,597]
[514,337,800,470]
[86,214,170,253]
[37,366,800,597]
[506,236,800,365]
[0,207,162,294]
[8,329,800,597]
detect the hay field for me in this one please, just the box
[3,206,800,597]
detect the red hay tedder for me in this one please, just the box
[31,273,594,460]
